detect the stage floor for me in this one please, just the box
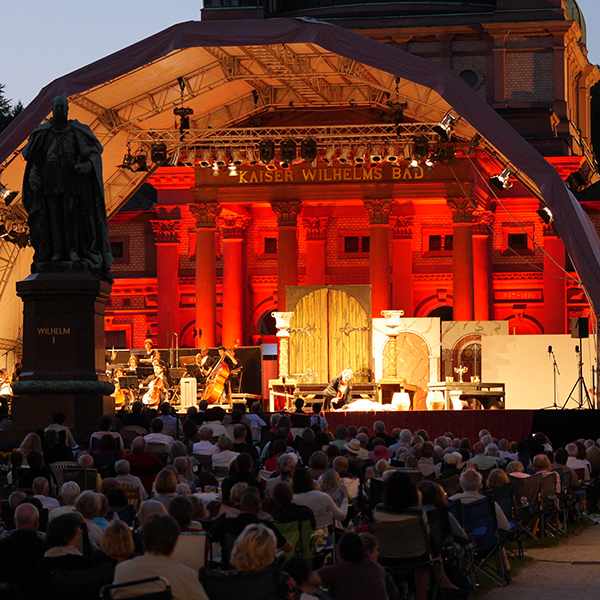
[325,408,600,448]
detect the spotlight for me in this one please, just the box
[0,225,7,238]
[246,147,258,165]
[384,145,399,163]
[211,163,220,176]
[322,144,336,164]
[173,106,194,131]
[169,148,181,166]
[338,143,351,164]
[537,206,553,224]
[214,148,227,168]
[259,140,275,164]
[354,144,366,164]
[433,112,457,140]
[184,148,196,167]
[231,149,244,167]
[402,144,412,162]
[369,144,383,164]
[199,149,212,168]
[413,136,429,162]
[410,157,419,168]
[466,133,481,156]
[135,152,149,172]
[265,160,277,171]
[15,232,29,248]
[300,139,317,162]
[490,167,513,190]
[151,143,167,164]
[118,144,136,170]
[280,139,296,167]
[228,161,238,177]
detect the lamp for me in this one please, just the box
[199,149,212,168]
[214,148,227,168]
[169,148,181,166]
[392,392,411,411]
[280,139,296,168]
[135,151,149,172]
[412,136,429,164]
[466,133,481,156]
[433,112,457,140]
[384,144,399,163]
[118,143,136,170]
[354,144,366,164]
[369,143,382,164]
[184,148,196,167]
[246,146,258,165]
[537,206,553,224]
[151,143,167,164]
[300,139,317,162]
[259,140,275,164]
[0,183,18,206]
[322,144,336,164]
[228,161,238,177]
[338,143,351,164]
[173,106,194,131]
[426,391,445,411]
[231,148,244,167]
[490,168,513,190]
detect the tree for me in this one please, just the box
[0,84,22,134]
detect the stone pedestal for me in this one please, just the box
[12,271,114,437]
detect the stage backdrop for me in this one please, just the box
[482,334,597,410]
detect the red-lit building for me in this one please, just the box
[103,0,599,357]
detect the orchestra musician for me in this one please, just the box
[195,347,215,378]
[141,362,169,406]
[217,346,241,399]
[139,338,157,364]
[111,367,133,409]
[0,369,12,412]
[126,355,138,376]
[323,368,353,410]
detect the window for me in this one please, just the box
[109,236,129,264]
[264,237,277,254]
[423,231,453,256]
[111,242,124,259]
[508,233,528,250]
[343,236,370,253]
[501,226,534,255]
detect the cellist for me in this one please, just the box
[217,346,241,399]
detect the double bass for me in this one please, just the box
[201,340,239,405]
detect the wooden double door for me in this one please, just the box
[286,285,372,383]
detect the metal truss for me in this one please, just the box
[0,240,21,308]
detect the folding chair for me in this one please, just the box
[62,467,99,491]
[509,473,542,539]
[171,531,209,571]
[117,481,142,513]
[194,454,214,474]
[438,474,460,498]
[101,576,172,599]
[214,465,230,478]
[273,518,314,562]
[199,564,285,600]
[54,562,114,600]
[461,496,510,587]
[491,483,522,558]
[540,472,561,538]
[371,509,445,600]
[48,461,78,487]
[120,425,148,449]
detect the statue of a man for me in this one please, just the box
[21,96,113,282]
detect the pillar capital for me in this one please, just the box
[364,199,393,225]
[472,210,495,235]
[150,219,180,244]
[217,214,249,239]
[190,202,221,228]
[447,197,476,224]
[542,224,559,237]
[391,216,414,239]
[271,201,302,227]
[302,217,329,240]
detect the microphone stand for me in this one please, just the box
[542,348,560,409]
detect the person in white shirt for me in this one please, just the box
[211,436,239,470]
[32,477,60,511]
[144,418,175,448]
[193,426,218,456]
[566,443,592,481]
[417,442,440,478]
[115,459,149,501]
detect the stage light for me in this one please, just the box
[338,143,351,164]
[173,106,194,131]
[199,149,212,168]
[231,149,244,167]
[384,144,399,163]
[259,140,275,164]
[433,112,457,140]
[184,148,196,167]
[211,163,220,176]
[228,161,238,177]
[300,139,317,162]
[424,156,435,172]
[322,144,336,164]
[214,148,227,168]
[151,143,167,164]
[246,147,258,165]
[466,133,481,155]
[118,143,136,170]
[402,144,412,162]
[537,206,553,224]
[135,152,149,172]
[280,139,296,167]
[490,167,513,190]
[169,148,181,166]
[15,232,29,248]
[413,136,429,162]
[370,144,382,164]
[354,144,366,164]
[265,160,277,171]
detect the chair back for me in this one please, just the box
[54,562,114,600]
[171,531,208,571]
[146,442,168,454]
[101,576,172,599]
[199,564,282,600]
[48,461,78,487]
[438,474,461,497]
[369,478,384,508]
[117,482,142,512]
[394,469,422,486]
[194,454,214,474]
[273,518,314,561]
[461,496,500,551]
[371,510,429,558]
[120,426,148,448]
[63,467,98,490]
[214,465,230,478]
[447,499,464,526]
[509,473,542,509]
[342,477,360,499]
[540,472,559,510]
[222,424,237,442]
[491,483,514,523]
[424,505,452,556]
[107,504,135,526]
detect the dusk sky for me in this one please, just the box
[2,0,600,109]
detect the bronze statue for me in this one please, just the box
[21,96,113,282]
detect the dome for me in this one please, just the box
[566,0,587,45]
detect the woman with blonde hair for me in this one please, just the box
[320,469,346,508]
[153,468,178,509]
[230,523,277,572]
[18,432,42,466]
[98,519,135,565]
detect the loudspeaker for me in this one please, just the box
[571,317,589,339]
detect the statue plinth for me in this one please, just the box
[12,271,114,436]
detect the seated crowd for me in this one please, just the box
[0,400,596,600]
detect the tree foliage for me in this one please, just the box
[0,84,23,134]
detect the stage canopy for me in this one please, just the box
[1,17,600,312]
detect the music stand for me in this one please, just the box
[136,366,154,379]
[118,376,139,390]
[186,364,203,378]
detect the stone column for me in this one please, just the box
[302,217,328,285]
[448,198,475,321]
[391,217,414,316]
[190,201,221,347]
[543,226,567,334]
[217,214,249,346]
[473,212,494,321]
[271,201,302,311]
[364,199,393,318]
[150,219,181,348]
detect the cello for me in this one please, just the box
[201,340,239,405]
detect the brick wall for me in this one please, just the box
[506,51,554,103]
